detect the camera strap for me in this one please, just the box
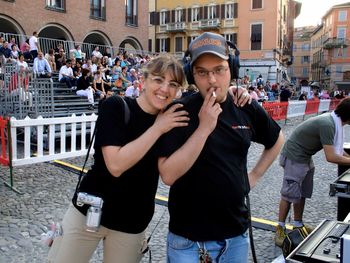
[75,96,130,194]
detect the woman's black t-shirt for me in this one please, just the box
[73,96,158,234]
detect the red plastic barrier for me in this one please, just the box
[0,116,9,166]
[305,100,320,115]
[329,99,342,111]
[262,101,288,121]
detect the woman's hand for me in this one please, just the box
[153,104,189,134]
[229,86,252,107]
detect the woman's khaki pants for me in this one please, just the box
[48,205,147,263]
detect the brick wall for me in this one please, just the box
[0,0,148,51]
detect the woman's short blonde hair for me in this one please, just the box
[142,54,185,88]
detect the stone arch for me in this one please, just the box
[38,23,74,41]
[82,30,113,57]
[83,30,112,46]
[0,14,26,45]
[119,36,143,53]
[37,23,75,54]
[0,14,26,35]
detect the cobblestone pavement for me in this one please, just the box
[1,116,349,263]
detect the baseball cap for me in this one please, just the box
[189,32,229,66]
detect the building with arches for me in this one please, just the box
[0,0,147,57]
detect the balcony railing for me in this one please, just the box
[189,21,200,30]
[323,38,349,49]
[199,18,220,29]
[222,19,237,28]
[166,22,186,32]
[158,24,167,33]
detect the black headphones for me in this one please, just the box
[183,41,240,85]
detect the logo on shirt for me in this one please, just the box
[232,125,250,130]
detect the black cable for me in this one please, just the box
[144,206,168,263]
[246,194,258,263]
[235,80,258,263]
[238,79,258,262]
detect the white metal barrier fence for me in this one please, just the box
[6,99,340,167]
[10,113,97,167]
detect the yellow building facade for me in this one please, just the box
[149,0,301,84]
[288,26,316,87]
[149,0,238,56]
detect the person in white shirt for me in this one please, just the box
[29,31,39,59]
[125,80,140,98]
[91,46,103,59]
[59,59,77,89]
[33,51,52,78]
[16,54,29,72]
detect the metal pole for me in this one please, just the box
[4,118,22,194]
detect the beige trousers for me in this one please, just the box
[48,205,147,263]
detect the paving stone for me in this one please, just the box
[0,116,349,262]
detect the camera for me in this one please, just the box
[76,192,104,232]
[76,192,103,208]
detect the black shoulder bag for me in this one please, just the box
[282,226,308,258]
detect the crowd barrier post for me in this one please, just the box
[329,99,341,111]
[304,100,320,118]
[0,116,10,166]
[1,118,22,194]
[262,101,288,123]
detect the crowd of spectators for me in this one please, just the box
[0,33,348,108]
[0,33,158,109]
[239,73,348,103]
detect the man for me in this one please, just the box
[128,68,138,83]
[55,48,66,71]
[0,41,11,58]
[124,80,140,98]
[22,44,33,63]
[59,59,76,89]
[275,97,350,247]
[29,31,39,59]
[157,32,284,263]
[33,51,52,78]
[279,85,292,101]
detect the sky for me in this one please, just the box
[294,0,349,27]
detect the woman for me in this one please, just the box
[93,70,106,99]
[45,49,57,72]
[71,44,83,62]
[49,54,190,263]
[248,85,259,101]
[76,68,95,110]
[10,44,20,61]
[257,85,267,102]
[110,58,121,83]
[120,65,131,89]
[16,54,30,88]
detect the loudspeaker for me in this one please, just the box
[183,41,240,85]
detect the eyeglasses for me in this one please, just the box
[150,76,180,89]
[193,66,229,78]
